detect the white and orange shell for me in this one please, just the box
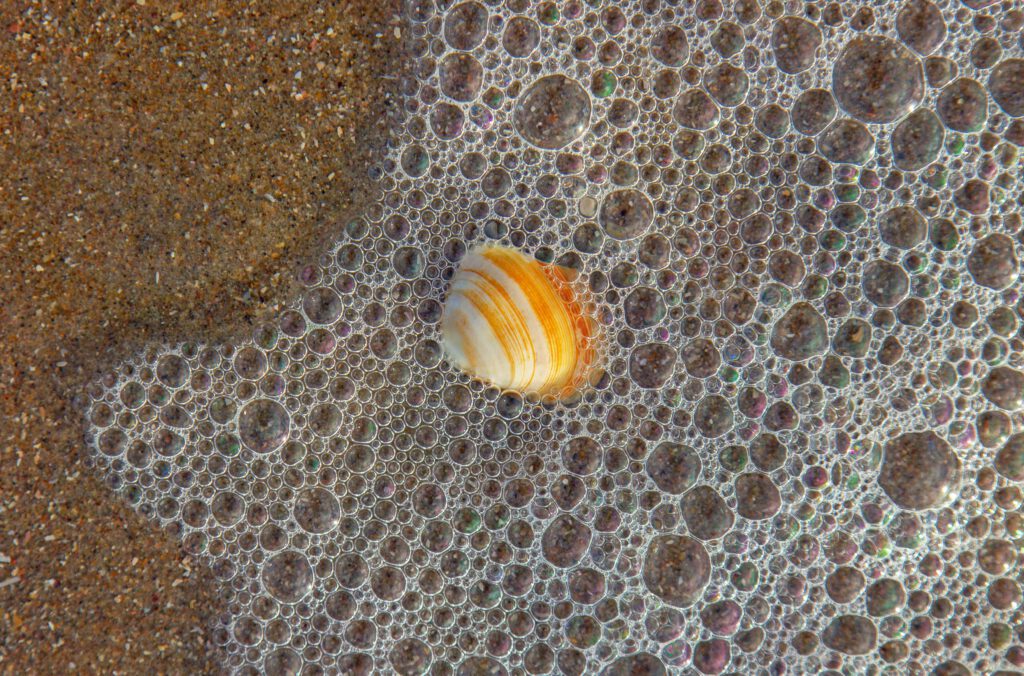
[440,245,601,400]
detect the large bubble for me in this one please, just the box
[238,399,290,453]
[832,36,923,123]
[878,432,962,510]
[514,75,592,149]
[642,534,710,607]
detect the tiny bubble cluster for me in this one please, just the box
[86,0,1024,674]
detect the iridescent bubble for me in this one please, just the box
[954,178,990,215]
[700,599,741,636]
[768,251,805,287]
[568,568,606,604]
[156,354,190,388]
[344,444,375,473]
[755,103,790,138]
[238,399,290,453]
[514,75,592,149]
[502,564,534,596]
[233,616,262,646]
[552,474,586,510]
[642,534,710,607]
[607,98,638,128]
[422,521,454,553]
[393,247,425,279]
[98,428,127,456]
[565,615,601,649]
[878,431,961,510]
[832,36,923,124]
[699,144,731,174]
[430,102,464,140]
[345,619,377,649]
[308,402,342,437]
[325,590,355,621]
[749,433,787,472]
[412,483,447,517]
[557,649,587,676]
[233,346,267,380]
[119,381,146,409]
[711,21,744,58]
[723,288,756,325]
[523,644,554,675]
[692,638,730,675]
[988,578,1021,610]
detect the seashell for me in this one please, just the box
[440,245,601,399]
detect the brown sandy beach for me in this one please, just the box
[0,1,402,672]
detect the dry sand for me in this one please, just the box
[0,1,403,672]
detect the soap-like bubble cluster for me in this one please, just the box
[86,0,1024,673]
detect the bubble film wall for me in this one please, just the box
[85,0,1024,674]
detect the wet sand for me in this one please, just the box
[0,2,402,672]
